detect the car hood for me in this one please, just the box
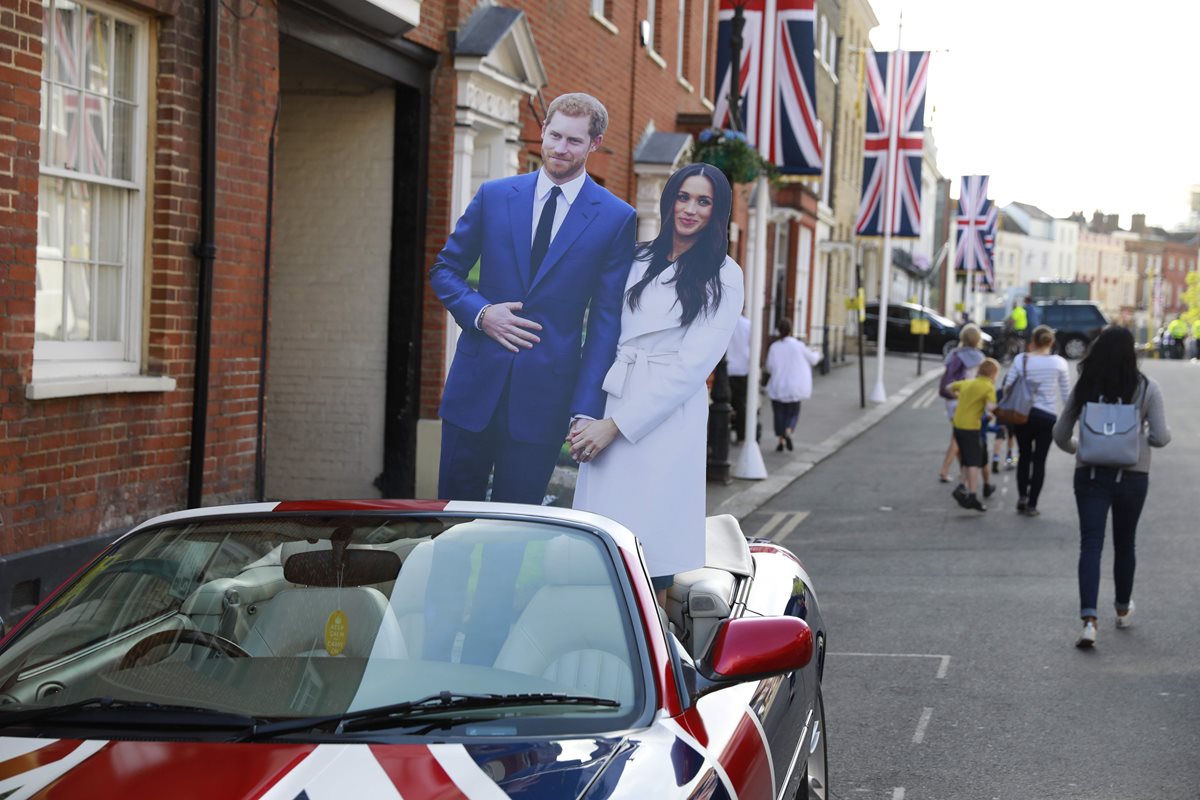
[0,735,629,798]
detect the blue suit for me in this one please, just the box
[430,171,636,503]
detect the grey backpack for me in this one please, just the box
[1077,379,1145,468]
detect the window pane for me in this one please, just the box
[113,20,136,101]
[42,2,52,79]
[85,11,110,95]
[38,177,66,258]
[96,264,121,341]
[65,262,92,341]
[54,2,81,88]
[66,180,92,262]
[111,100,134,180]
[35,260,64,341]
[46,85,74,169]
[96,185,125,263]
[78,93,110,177]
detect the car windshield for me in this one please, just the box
[0,514,644,736]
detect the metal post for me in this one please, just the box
[917,277,926,374]
[856,256,866,409]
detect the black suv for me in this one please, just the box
[985,300,1108,360]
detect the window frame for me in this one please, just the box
[34,0,151,383]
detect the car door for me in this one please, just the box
[888,305,914,351]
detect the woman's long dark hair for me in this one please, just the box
[1070,325,1142,413]
[626,163,733,326]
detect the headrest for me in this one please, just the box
[283,547,401,587]
[704,515,754,577]
[544,535,612,587]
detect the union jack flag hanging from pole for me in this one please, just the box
[955,175,994,290]
[854,50,930,237]
[713,0,822,175]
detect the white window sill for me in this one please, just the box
[26,374,177,400]
[647,49,667,69]
[590,11,618,35]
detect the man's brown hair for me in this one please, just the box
[544,93,609,139]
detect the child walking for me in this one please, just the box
[949,358,1000,511]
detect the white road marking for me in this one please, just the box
[770,511,809,542]
[892,788,906,800]
[911,389,937,409]
[912,707,934,744]
[829,652,952,679]
[756,511,809,542]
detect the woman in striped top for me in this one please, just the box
[1002,325,1071,516]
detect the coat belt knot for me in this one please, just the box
[602,345,677,398]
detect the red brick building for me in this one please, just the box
[0,0,825,619]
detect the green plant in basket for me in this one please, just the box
[690,127,773,184]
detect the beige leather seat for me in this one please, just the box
[243,541,406,659]
[493,535,634,704]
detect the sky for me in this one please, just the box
[865,0,1200,230]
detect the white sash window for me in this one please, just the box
[36,0,148,381]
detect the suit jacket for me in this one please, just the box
[430,172,636,445]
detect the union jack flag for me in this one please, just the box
[712,0,822,175]
[955,175,994,290]
[53,9,109,177]
[854,50,930,238]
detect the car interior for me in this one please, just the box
[0,514,760,722]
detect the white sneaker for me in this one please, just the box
[1075,620,1097,648]
[1115,601,1136,629]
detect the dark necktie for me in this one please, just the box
[530,185,562,283]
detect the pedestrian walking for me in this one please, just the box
[938,324,986,483]
[1167,316,1188,360]
[1052,326,1171,648]
[1003,325,1070,517]
[764,318,823,452]
[947,357,1001,512]
[1192,318,1200,361]
[726,313,751,441]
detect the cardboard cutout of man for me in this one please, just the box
[430,93,636,503]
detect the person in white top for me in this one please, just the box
[764,319,823,452]
[725,314,752,441]
[568,164,744,605]
[1001,325,1071,516]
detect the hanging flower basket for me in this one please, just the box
[690,127,772,184]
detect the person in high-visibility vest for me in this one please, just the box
[1192,318,1200,360]
[1168,317,1188,359]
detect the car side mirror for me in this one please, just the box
[689,616,813,699]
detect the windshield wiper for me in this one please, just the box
[242,691,620,740]
[0,696,260,731]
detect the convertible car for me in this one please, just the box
[0,500,827,799]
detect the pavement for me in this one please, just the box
[706,349,945,520]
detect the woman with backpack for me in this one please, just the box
[1003,325,1070,517]
[1053,326,1171,648]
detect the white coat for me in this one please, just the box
[574,256,744,578]
[765,337,822,402]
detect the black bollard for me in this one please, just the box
[707,357,733,484]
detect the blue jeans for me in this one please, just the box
[1074,467,1149,619]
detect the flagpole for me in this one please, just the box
[734,0,776,480]
[868,47,901,404]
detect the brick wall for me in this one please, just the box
[0,0,278,555]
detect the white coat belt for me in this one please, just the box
[602,346,677,398]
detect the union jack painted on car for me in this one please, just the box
[0,500,829,799]
[855,50,930,238]
[713,0,822,175]
[955,175,995,291]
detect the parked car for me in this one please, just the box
[982,300,1108,360]
[0,500,827,799]
[863,301,993,357]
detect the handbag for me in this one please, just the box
[994,354,1038,426]
[1077,379,1144,468]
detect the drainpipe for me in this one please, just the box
[254,106,280,501]
[188,0,219,508]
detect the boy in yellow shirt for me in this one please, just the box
[949,358,1000,511]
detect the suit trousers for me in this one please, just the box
[438,376,562,504]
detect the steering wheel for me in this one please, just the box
[119,629,250,669]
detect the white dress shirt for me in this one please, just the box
[531,168,587,248]
[725,315,751,377]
